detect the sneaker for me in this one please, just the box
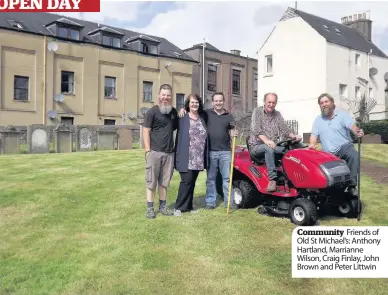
[266,180,277,192]
[205,204,216,209]
[146,207,156,219]
[174,210,182,217]
[190,209,198,214]
[159,206,174,216]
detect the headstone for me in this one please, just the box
[137,119,145,149]
[118,129,133,150]
[362,134,381,144]
[28,125,49,154]
[0,125,21,154]
[97,128,117,150]
[75,126,93,151]
[54,124,73,153]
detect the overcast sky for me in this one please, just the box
[60,1,388,58]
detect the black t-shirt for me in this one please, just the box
[143,105,178,153]
[206,109,235,151]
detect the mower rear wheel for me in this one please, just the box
[233,180,257,208]
[289,199,317,226]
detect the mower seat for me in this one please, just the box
[246,136,266,165]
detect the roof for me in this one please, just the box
[283,8,387,58]
[184,42,257,61]
[0,12,197,63]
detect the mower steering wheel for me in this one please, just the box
[276,139,296,148]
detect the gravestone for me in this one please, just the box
[54,124,73,153]
[97,128,117,150]
[118,129,133,150]
[75,126,93,151]
[362,134,381,144]
[137,119,145,148]
[0,125,21,154]
[27,125,49,153]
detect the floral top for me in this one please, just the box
[188,117,207,170]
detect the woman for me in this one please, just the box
[174,93,209,216]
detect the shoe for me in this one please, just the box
[159,206,174,216]
[205,204,216,209]
[348,186,359,196]
[266,180,277,192]
[174,210,182,216]
[146,207,156,219]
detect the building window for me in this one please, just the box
[232,69,240,95]
[176,93,185,111]
[369,87,373,99]
[339,84,347,98]
[141,43,158,54]
[104,119,115,125]
[105,76,116,99]
[61,116,74,125]
[253,72,258,98]
[355,53,360,66]
[207,64,217,91]
[102,35,121,48]
[14,75,29,101]
[355,86,361,99]
[265,55,273,74]
[57,26,80,40]
[61,71,74,94]
[143,81,153,102]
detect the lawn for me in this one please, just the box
[1,145,388,295]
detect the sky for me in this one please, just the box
[60,1,388,58]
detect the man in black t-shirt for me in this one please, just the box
[178,92,238,209]
[143,84,178,219]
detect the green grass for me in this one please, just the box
[1,146,388,295]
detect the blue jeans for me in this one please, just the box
[205,151,233,207]
[250,144,285,180]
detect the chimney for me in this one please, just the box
[341,11,372,41]
[230,49,241,56]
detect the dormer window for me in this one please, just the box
[126,34,160,55]
[57,26,80,40]
[7,20,25,30]
[141,43,158,54]
[45,18,83,41]
[102,35,121,48]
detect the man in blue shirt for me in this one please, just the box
[309,93,364,196]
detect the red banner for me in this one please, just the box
[0,0,100,12]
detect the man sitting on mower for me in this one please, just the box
[309,93,364,196]
[250,93,302,192]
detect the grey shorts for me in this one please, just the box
[145,150,174,190]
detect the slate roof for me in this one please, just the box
[0,12,197,63]
[184,42,257,61]
[283,8,387,58]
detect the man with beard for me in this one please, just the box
[309,93,364,196]
[143,84,178,218]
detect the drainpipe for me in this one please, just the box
[229,64,232,112]
[246,55,249,113]
[43,36,47,124]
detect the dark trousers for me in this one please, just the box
[175,170,200,211]
[333,143,359,186]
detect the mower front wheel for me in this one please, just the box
[289,199,318,226]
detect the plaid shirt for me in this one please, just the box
[250,106,293,145]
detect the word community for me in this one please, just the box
[292,226,388,278]
[0,0,81,10]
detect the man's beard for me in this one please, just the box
[321,107,331,117]
[159,104,172,114]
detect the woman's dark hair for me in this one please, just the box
[184,93,203,113]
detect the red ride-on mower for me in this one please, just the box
[232,137,362,226]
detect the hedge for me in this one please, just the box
[352,120,388,143]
